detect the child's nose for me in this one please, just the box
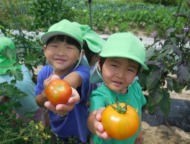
[57,46,66,54]
[117,69,125,78]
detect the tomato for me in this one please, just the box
[101,103,140,140]
[45,79,72,105]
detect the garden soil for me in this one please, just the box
[141,90,190,144]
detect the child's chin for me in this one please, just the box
[113,88,127,94]
[110,87,122,93]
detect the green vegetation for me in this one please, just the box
[0,0,187,36]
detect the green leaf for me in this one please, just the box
[145,103,157,114]
[145,87,163,114]
[159,89,171,118]
[2,46,16,60]
[138,69,151,90]
[146,69,162,91]
[7,68,23,81]
[146,47,157,60]
[187,0,190,8]
[0,82,25,99]
[186,83,190,90]
[172,79,184,93]
[172,45,182,56]
[149,88,163,106]
[174,13,187,19]
[176,63,190,84]
[166,77,173,91]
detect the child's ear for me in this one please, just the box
[43,45,47,51]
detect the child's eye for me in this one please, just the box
[127,68,136,73]
[66,44,75,49]
[52,44,58,47]
[67,46,73,49]
[111,64,117,68]
[49,44,58,48]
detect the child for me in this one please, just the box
[87,32,148,144]
[72,22,105,69]
[72,22,105,106]
[35,19,90,143]
[0,36,43,123]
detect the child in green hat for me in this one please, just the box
[72,21,105,68]
[35,19,90,143]
[0,36,44,122]
[87,32,148,144]
[72,22,105,106]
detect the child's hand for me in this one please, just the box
[135,131,144,144]
[36,74,60,108]
[94,108,110,140]
[43,74,60,88]
[44,87,80,115]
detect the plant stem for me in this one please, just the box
[0,136,23,144]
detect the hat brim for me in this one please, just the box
[41,31,82,46]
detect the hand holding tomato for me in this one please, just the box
[44,87,80,115]
[44,75,80,115]
[92,108,110,140]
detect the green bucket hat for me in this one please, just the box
[84,30,105,53]
[41,19,83,46]
[100,32,148,70]
[0,36,21,75]
[72,22,105,53]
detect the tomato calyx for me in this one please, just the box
[110,96,127,114]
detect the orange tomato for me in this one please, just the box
[45,79,72,105]
[101,103,140,140]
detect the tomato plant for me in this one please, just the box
[101,103,140,140]
[45,79,72,105]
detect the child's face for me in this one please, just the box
[101,57,139,93]
[43,39,80,75]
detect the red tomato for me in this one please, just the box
[101,103,140,140]
[45,79,72,105]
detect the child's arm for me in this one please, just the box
[64,72,82,89]
[87,108,110,140]
[35,91,47,107]
[135,124,144,144]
